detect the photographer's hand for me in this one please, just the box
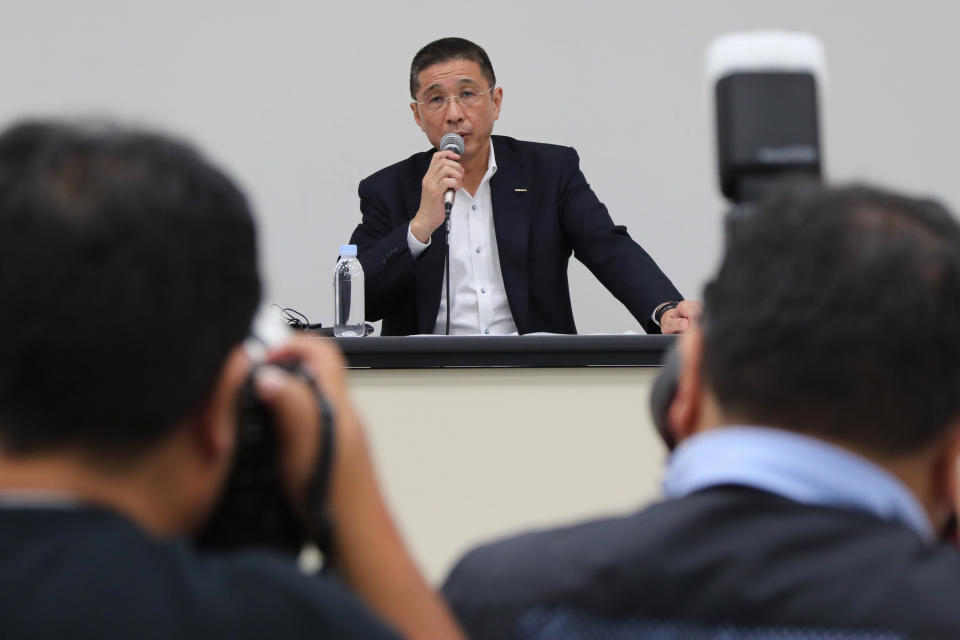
[255,336,465,640]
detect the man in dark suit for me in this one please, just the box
[441,183,960,639]
[350,37,700,336]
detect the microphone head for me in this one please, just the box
[439,133,465,155]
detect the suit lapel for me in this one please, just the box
[490,137,532,333]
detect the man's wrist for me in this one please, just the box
[652,301,681,327]
[409,215,433,244]
[407,221,431,257]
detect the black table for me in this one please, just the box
[333,334,676,369]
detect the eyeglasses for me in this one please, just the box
[415,86,496,112]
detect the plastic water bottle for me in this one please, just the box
[334,245,365,337]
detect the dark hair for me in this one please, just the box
[409,37,496,99]
[0,120,261,457]
[701,182,960,454]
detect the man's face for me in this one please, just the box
[410,59,502,163]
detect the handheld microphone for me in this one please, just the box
[437,132,464,336]
[439,133,465,213]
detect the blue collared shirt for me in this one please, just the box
[663,426,934,540]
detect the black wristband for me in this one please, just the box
[654,301,681,326]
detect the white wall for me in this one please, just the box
[1,0,957,332]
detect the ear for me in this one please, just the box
[666,325,706,443]
[492,86,503,122]
[411,101,424,131]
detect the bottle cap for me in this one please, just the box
[339,244,357,257]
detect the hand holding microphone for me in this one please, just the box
[410,133,464,244]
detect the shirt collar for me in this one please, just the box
[459,139,497,199]
[483,138,497,183]
[663,426,934,540]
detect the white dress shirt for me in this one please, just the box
[407,141,518,335]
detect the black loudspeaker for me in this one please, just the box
[716,71,822,204]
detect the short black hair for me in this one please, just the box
[0,120,260,457]
[702,182,960,455]
[410,37,496,99]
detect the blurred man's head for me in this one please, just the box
[670,182,960,463]
[0,120,260,466]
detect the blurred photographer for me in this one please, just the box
[0,120,463,639]
[443,182,960,638]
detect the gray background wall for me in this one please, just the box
[3,1,957,333]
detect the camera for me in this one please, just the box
[649,32,827,450]
[195,315,336,558]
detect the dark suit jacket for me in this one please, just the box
[350,136,681,336]
[443,486,960,639]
